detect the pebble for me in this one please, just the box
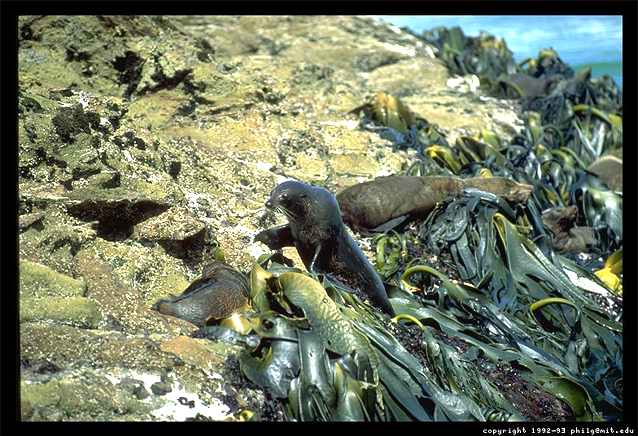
[151,381,173,396]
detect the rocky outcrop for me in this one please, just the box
[18,15,525,421]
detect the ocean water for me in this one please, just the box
[376,15,623,88]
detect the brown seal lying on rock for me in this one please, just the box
[255,180,396,316]
[541,205,598,253]
[336,175,533,233]
[152,260,250,326]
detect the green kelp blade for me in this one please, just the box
[572,104,613,127]
[557,146,588,170]
[239,336,301,399]
[493,213,589,307]
[575,184,622,249]
[353,320,427,391]
[393,264,584,380]
[353,320,433,421]
[389,295,525,368]
[377,384,412,421]
[376,359,432,421]
[464,188,517,221]
[529,297,581,334]
[421,328,517,419]
[387,295,594,420]
[250,263,274,313]
[278,272,361,355]
[406,154,455,177]
[293,329,337,421]
[252,313,302,341]
[603,248,623,274]
[537,377,601,421]
[332,362,370,421]
[374,231,409,278]
[400,265,439,294]
[455,137,484,165]
[425,145,462,174]
[492,214,621,400]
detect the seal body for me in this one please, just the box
[541,205,598,253]
[337,175,533,232]
[153,261,250,326]
[256,180,395,316]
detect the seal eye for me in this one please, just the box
[262,319,274,330]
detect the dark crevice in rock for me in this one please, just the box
[51,105,101,143]
[167,161,181,179]
[38,147,68,169]
[195,38,215,63]
[155,227,208,266]
[352,52,404,72]
[113,131,147,150]
[145,67,193,95]
[119,377,151,400]
[176,100,197,116]
[255,86,285,105]
[18,92,44,114]
[19,212,46,233]
[60,179,74,191]
[104,314,126,332]
[71,166,103,181]
[50,236,86,257]
[103,101,127,132]
[112,51,145,99]
[100,172,122,189]
[19,16,45,42]
[151,381,172,396]
[21,359,62,375]
[19,167,33,180]
[65,45,92,62]
[96,152,123,187]
[176,79,215,117]
[66,199,170,241]
[259,36,289,56]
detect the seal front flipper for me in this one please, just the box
[255,224,294,250]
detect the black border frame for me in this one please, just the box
[2,0,636,432]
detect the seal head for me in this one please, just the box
[267,181,340,233]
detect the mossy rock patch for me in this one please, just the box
[20,296,102,329]
[20,260,87,298]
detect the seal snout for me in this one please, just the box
[267,184,296,209]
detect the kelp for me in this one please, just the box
[594,249,623,296]
[223,217,621,421]
[421,26,518,92]
[406,192,622,418]
[349,91,450,154]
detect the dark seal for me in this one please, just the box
[152,260,250,326]
[255,180,395,316]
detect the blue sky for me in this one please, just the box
[375,16,622,66]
